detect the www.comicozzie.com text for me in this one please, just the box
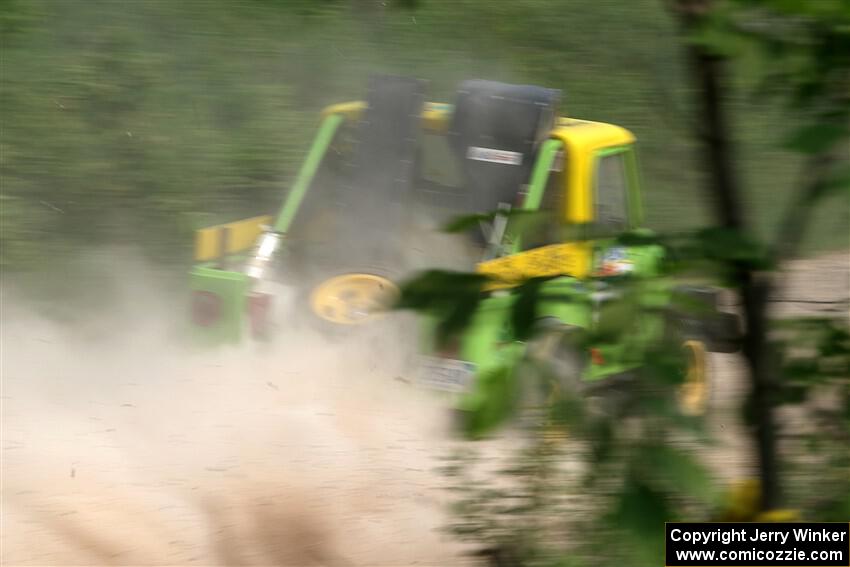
[670,527,848,546]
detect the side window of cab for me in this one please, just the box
[593,150,630,233]
[520,150,565,250]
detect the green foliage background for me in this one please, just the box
[2,0,847,281]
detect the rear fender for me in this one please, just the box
[189,264,250,345]
[535,277,592,329]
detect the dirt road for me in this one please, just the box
[1,252,847,566]
[704,251,849,481]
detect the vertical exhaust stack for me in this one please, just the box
[294,75,428,328]
[330,75,427,272]
[448,80,561,248]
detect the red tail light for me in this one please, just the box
[248,292,272,338]
[191,291,222,327]
[590,347,605,365]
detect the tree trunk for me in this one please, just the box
[676,0,781,511]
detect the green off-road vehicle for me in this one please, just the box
[188,76,740,436]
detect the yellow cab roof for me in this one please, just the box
[550,117,635,153]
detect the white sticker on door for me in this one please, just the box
[467,146,523,166]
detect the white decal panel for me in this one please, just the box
[416,357,477,393]
[594,246,635,277]
[467,146,523,166]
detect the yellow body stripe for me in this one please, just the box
[477,241,593,289]
[194,215,272,262]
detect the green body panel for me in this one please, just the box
[189,264,251,344]
[189,116,342,345]
[458,294,515,365]
[601,238,665,277]
[583,277,671,381]
[520,140,563,212]
[584,343,635,381]
[581,241,670,380]
[534,277,592,328]
[455,294,527,437]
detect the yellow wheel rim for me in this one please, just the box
[309,273,399,325]
[677,339,709,416]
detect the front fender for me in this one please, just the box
[417,279,593,438]
[535,277,593,329]
[455,293,522,434]
[456,280,591,438]
[455,342,527,438]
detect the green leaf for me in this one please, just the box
[610,471,671,540]
[642,344,688,386]
[587,415,614,464]
[817,163,850,198]
[555,222,609,243]
[548,390,587,432]
[640,444,718,504]
[461,363,520,438]
[777,383,807,405]
[442,211,502,233]
[741,391,757,428]
[543,557,586,567]
[670,291,716,318]
[395,269,488,311]
[510,277,546,342]
[441,209,544,234]
[436,298,482,348]
[688,22,746,58]
[784,123,849,155]
[820,491,850,522]
[615,228,663,247]
[693,227,773,269]
[396,270,490,348]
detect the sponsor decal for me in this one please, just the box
[594,246,634,277]
[467,146,524,166]
[416,357,476,393]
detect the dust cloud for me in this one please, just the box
[1,259,473,566]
